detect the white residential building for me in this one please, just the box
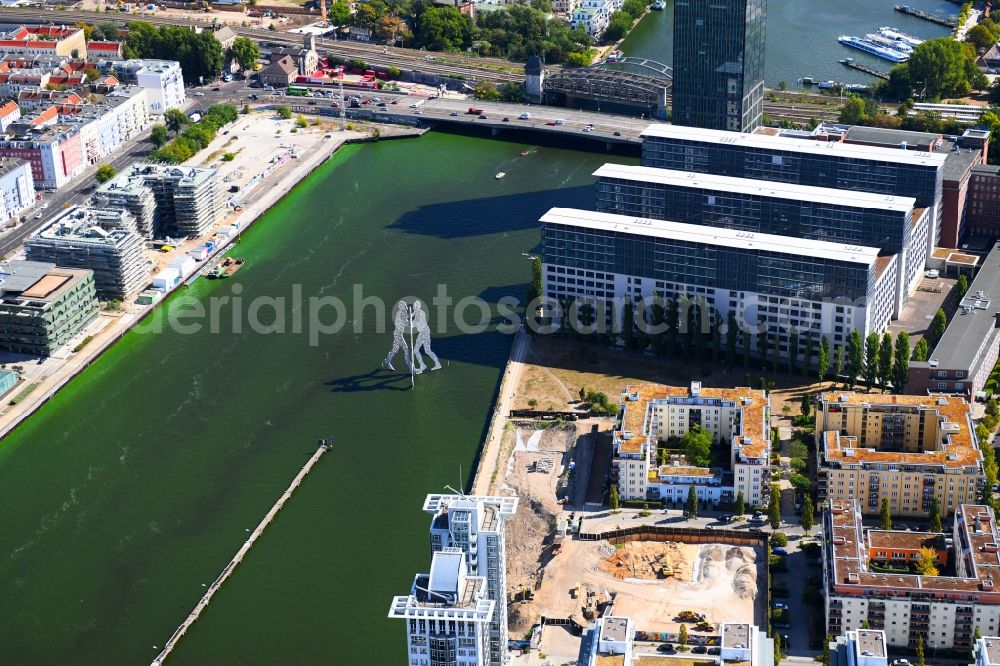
[0,157,34,225]
[581,619,774,665]
[570,0,622,36]
[614,382,770,506]
[107,60,185,114]
[388,548,495,666]
[424,494,517,666]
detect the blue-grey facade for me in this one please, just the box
[595,174,914,254]
[671,0,766,132]
[542,222,874,303]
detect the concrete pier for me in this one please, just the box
[151,440,333,665]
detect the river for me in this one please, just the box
[619,0,958,86]
[0,132,633,664]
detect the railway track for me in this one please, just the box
[0,7,526,82]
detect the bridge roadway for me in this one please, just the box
[0,7,525,83]
[340,95,664,145]
[150,440,332,666]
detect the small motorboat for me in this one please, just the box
[496,172,506,179]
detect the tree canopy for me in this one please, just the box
[124,22,223,85]
[683,424,713,468]
[881,37,987,100]
[229,36,260,72]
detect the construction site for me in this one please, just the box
[500,424,766,664]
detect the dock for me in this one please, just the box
[150,439,334,665]
[839,59,890,81]
[894,5,957,27]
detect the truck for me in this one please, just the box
[467,106,484,114]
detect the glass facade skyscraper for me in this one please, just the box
[671,0,766,132]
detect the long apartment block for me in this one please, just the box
[824,500,1000,652]
[639,124,947,248]
[816,392,982,517]
[614,382,770,506]
[540,207,898,365]
[593,163,929,321]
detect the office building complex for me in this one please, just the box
[26,206,150,300]
[0,157,33,225]
[541,207,897,363]
[816,391,982,517]
[388,547,495,666]
[909,243,1000,397]
[95,164,224,238]
[424,494,517,666]
[613,382,770,505]
[0,260,97,356]
[824,501,1000,651]
[593,163,928,321]
[671,0,765,132]
[640,124,947,251]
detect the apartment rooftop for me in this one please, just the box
[827,500,1000,599]
[593,163,917,213]
[34,206,136,241]
[616,383,769,460]
[541,208,882,266]
[979,636,1000,665]
[820,392,980,469]
[867,529,942,552]
[600,616,629,643]
[387,549,495,622]
[855,630,886,659]
[912,242,1000,373]
[722,623,751,649]
[640,124,949,168]
[422,493,518,519]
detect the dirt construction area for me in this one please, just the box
[528,538,761,635]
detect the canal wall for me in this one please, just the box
[0,124,424,443]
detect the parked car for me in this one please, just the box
[656,644,675,653]
[750,512,766,523]
[772,602,789,610]
[613,130,622,136]
[772,547,788,556]
[194,91,205,96]
[502,117,510,122]
[554,118,565,125]
[546,120,557,126]
[692,646,707,654]
[249,94,258,100]
[708,646,721,655]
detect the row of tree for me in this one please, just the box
[151,103,239,164]
[123,22,224,86]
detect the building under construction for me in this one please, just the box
[94,164,224,239]
[26,206,150,300]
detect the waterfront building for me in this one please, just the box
[105,60,185,114]
[671,0,765,132]
[816,391,982,517]
[424,494,517,666]
[570,0,622,38]
[540,207,897,366]
[824,500,1000,651]
[976,634,1000,666]
[0,157,34,225]
[0,260,97,356]
[828,629,888,666]
[639,124,947,254]
[26,206,149,300]
[613,382,770,505]
[909,243,1000,398]
[0,25,86,58]
[94,164,224,238]
[388,547,494,666]
[593,162,928,323]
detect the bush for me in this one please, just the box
[95,164,116,183]
[801,542,821,559]
[276,105,292,119]
[9,381,39,406]
[73,335,94,352]
[222,152,236,161]
[295,115,308,128]
[771,532,788,547]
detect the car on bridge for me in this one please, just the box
[519,112,531,119]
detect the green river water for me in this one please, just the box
[0,132,631,665]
